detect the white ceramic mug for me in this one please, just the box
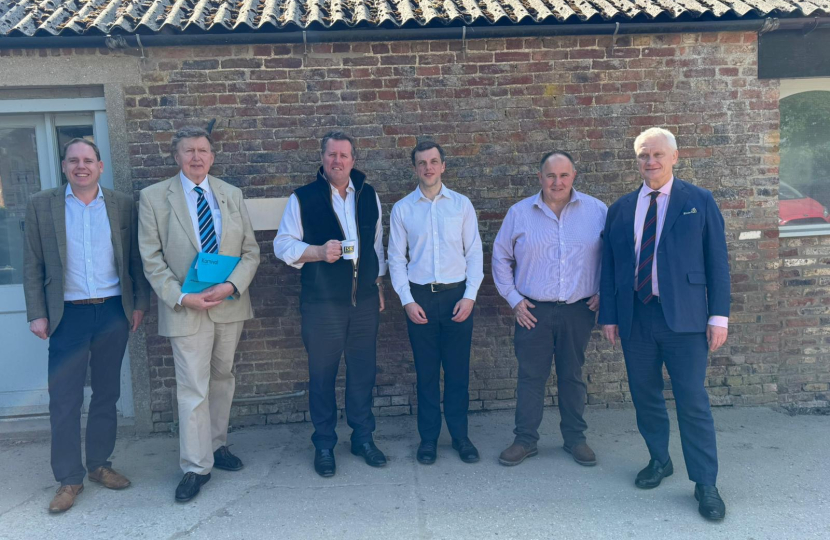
[341,240,356,260]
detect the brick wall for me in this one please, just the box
[109,31,789,431]
[779,236,830,412]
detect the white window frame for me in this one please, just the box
[779,78,830,238]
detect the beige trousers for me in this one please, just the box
[170,311,244,475]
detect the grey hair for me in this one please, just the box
[634,127,677,152]
[320,131,356,159]
[170,126,213,157]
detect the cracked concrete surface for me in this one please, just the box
[0,407,828,540]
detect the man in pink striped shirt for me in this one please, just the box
[492,151,607,468]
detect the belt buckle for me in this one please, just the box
[430,283,437,293]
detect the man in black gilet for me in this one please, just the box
[274,131,388,477]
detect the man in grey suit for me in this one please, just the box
[24,138,151,514]
[139,126,260,502]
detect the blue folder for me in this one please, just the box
[181,252,241,297]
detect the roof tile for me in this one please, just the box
[0,0,826,37]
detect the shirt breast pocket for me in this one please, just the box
[441,216,463,249]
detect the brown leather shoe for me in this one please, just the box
[564,442,597,466]
[89,466,131,490]
[48,484,83,513]
[498,443,538,466]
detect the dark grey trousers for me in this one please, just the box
[513,299,596,447]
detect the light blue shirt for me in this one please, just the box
[492,189,607,309]
[63,184,121,301]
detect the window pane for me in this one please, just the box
[779,90,830,229]
[0,128,42,285]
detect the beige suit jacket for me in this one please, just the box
[23,186,151,336]
[138,174,260,338]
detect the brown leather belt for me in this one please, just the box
[410,280,466,293]
[66,296,117,305]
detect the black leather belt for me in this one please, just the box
[535,296,592,305]
[66,296,117,305]
[410,280,466,293]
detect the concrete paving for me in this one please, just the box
[0,407,828,540]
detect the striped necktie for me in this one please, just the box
[636,191,659,304]
[193,186,218,254]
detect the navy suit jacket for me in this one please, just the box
[598,179,730,339]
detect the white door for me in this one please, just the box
[0,116,54,417]
[0,106,134,419]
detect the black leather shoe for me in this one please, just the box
[175,472,211,502]
[416,440,437,465]
[213,446,244,471]
[635,458,674,489]
[451,438,480,463]
[695,484,726,521]
[351,441,387,467]
[314,449,336,478]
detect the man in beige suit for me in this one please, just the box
[24,138,151,513]
[138,126,260,502]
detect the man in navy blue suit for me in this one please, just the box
[599,128,730,521]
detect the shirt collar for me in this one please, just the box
[65,183,103,202]
[414,183,451,202]
[532,188,581,209]
[330,178,355,194]
[640,176,674,199]
[180,171,211,195]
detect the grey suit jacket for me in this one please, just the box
[23,186,152,336]
[138,174,260,338]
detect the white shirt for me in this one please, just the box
[180,172,222,244]
[273,179,387,276]
[388,184,484,306]
[64,184,121,301]
[634,176,727,328]
[178,172,223,305]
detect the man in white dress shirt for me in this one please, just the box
[387,141,483,465]
[274,131,388,477]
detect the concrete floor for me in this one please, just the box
[0,407,828,540]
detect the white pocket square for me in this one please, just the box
[683,208,698,215]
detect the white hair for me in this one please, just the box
[634,127,677,152]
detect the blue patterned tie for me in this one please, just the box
[636,191,659,304]
[193,186,218,254]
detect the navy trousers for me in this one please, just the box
[301,294,380,450]
[406,284,474,442]
[48,298,129,485]
[621,296,718,485]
